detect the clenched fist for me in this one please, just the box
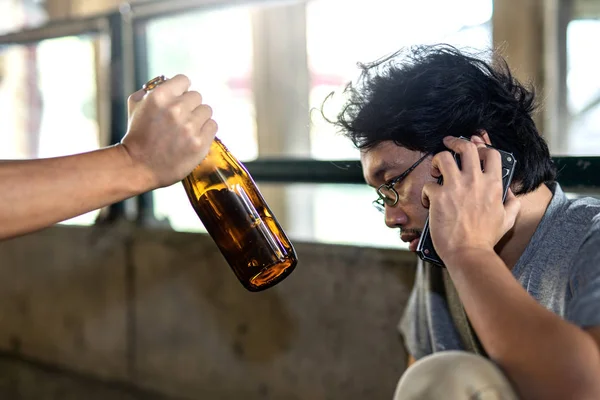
[120,74,217,189]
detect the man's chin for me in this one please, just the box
[401,229,423,251]
[408,238,420,252]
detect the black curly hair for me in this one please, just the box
[328,44,556,195]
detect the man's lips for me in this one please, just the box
[401,233,421,252]
[401,233,419,242]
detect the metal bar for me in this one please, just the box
[131,19,158,226]
[130,0,302,22]
[0,17,108,47]
[103,10,136,221]
[553,156,600,192]
[243,157,600,191]
[572,0,600,19]
[245,159,365,184]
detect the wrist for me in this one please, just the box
[111,143,157,195]
[442,246,498,269]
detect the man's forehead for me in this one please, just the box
[361,143,413,183]
[361,155,403,176]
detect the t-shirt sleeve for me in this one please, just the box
[566,214,600,328]
[398,261,432,360]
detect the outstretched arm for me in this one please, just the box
[0,74,217,240]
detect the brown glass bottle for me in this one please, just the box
[182,138,298,292]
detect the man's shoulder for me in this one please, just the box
[563,196,600,277]
[536,184,600,246]
[525,186,600,275]
[559,189,600,227]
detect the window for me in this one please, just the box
[566,19,600,155]
[305,0,493,248]
[0,35,101,225]
[307,0,493,161]
[142,6,256,232]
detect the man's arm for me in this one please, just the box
[0,146,150,239]
[423,136,600,400]
[444,248,600,400]
[0,74,217,240]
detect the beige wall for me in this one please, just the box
[0,224,416,399]
[492,0,545,131]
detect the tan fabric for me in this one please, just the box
[393,351,519,400]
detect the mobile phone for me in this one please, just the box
[415,137,517,267]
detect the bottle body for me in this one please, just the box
[182,138,297,292]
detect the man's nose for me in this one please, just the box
[385,204,408,228]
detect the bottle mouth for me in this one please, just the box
[248,257,297,291]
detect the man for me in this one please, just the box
[0,74,217,240]
[332,45,600,399]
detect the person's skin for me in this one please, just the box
[0,74,217,241]
[362,134,600,400]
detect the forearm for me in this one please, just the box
[445,249,600,400]
[0,145,153,240]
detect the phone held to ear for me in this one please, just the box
[415,136,517,267]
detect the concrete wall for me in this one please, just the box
[0,224,416,399]
[0,354,173,400]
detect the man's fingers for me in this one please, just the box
[442,136,481,177]
[127,88,146,114]
[502,188,521,234]
[180,90,203,109]
[431,151,460,184]
[169,91,204,118]
[194,118,218,153]
[146,74,192,105]
[469,136,502,179]
[421,181,440,209]
[191,104,214,126]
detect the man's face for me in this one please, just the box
[361,141,436,251]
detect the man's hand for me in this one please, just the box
[0,74,218,239]
[120,74,218,189]
[421,135,521,262]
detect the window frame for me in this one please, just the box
[0,0,598,232]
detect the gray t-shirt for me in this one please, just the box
[399,182,600,359]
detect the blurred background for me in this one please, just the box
[0,0,598,399]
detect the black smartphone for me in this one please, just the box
[415,137,517,267]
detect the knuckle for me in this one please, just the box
[461,141,477,152]
[175,74,191,88]
[202,104,213,118]
[191,90,203,103]
[207,119,218,132]
[147,91,163,107]
[442,150,454,161]
[167,103,183,120]
[482,148,501,164]
[435,151,453,166]
[184,90,202,105]
[182,120,196,136]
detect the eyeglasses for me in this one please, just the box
[372,152,431,214]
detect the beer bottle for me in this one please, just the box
[182,137,298,292]
[143,76,298,292]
